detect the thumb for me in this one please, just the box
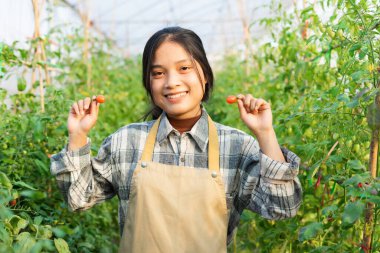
[89,96,100,117]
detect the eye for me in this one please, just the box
[180,66,192,71]
[151,71,164,78]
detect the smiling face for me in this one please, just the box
[150,41,206,120]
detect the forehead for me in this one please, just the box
[152,41,191,65]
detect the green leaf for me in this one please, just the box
[337,94,350,102]
[0,172,12,191]
[343,174,367,187]
[0,243,13,253]
[36,225,52,239]
[351,70,366,82]
[300,6,314,20]
[18,49,28,60]
[7,215,29,235]
[17,77,27,92]
[16,232,32,241]
[14,232,36,253]
[346,98,359,108]
[34,160,49,175]
[347,160,365,171]
[78,242,95,249]
[54,238,71,253]
[0,223,12,245]
[20,190,47,200]
[0,200,13,219]
[12,181,37,190]
[298,222,323,241]
[0,88,8,101]
[52,227,66,238]
[30,239,55,253]
[322,205,338,217]
[358,50,366,59]
[342,201,365,227]
[349,43,361,56]
[33,216,43,225]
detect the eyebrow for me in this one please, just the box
[151,59,191,69]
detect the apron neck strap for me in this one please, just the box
[141,115,220,171]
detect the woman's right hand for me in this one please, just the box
[67,96,100,150]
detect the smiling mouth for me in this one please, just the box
[165,91,188,99]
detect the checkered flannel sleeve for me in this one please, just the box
[240,139,302,219]
[50,136,116,211]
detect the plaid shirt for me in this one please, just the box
[50,109,302,244]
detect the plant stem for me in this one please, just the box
[362,93,380,252]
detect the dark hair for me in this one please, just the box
[142,26,214,120]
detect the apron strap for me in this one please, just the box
[141,114,220,171]
[207,116,219,172]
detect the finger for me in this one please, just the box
[237,98,248,118]
[237,94,245,100]
[92,96,100,117]
[244,94,254,113]
[253,98,266,113]
[89,95,96,114]
[71,102,80,116]
[250,99,257,113]
[257,99,271,110]
[96,102,100,115]
[83,97,91,112]
[78,100,84,115]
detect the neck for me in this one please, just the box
[167,113,202,134]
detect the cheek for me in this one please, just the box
[150,82,163,101]
[188,73,204,88]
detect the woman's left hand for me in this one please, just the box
[236,94,273,135]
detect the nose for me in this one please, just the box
[165,71,181,88]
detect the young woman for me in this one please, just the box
[51,26,302,253]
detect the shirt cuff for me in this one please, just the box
[260,147,300,181]
[50,138,91,174]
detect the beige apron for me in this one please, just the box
[119,115,228,253]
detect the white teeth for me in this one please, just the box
[167,92,187,99]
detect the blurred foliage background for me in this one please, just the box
[1,0,379,252]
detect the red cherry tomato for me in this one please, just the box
[9,199,16,207]
[226,95,237,104]
[95,95,105,104]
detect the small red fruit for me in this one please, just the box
[357,182,363,188]
[9,199,16,207]
[226,95,237,104]
[95,95,105,104]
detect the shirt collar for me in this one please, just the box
[157,109,210,152]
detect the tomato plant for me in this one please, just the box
[1,0,379,252]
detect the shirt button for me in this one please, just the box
[180,157,185,162]
[211,171,218,178]
[141,162,147,168]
